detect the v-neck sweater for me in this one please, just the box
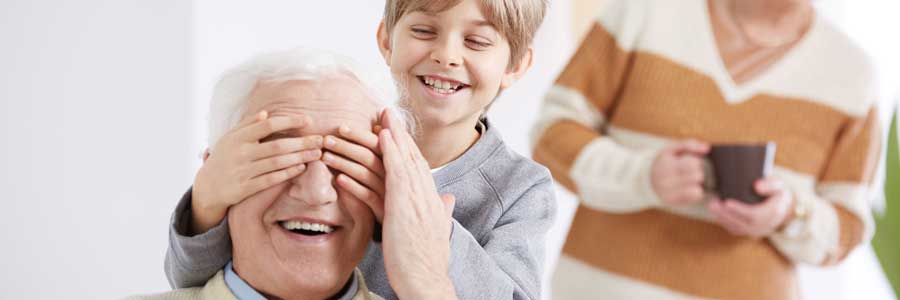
[530,0,882,299]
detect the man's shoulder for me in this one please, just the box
[124,288,205,300]
[125,271,232,300]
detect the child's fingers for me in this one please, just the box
[247,150,321,179]
[384,110,414,168]
[243,164,307,197]
[229,110,268,134]
[338,125,381,155]
[380,129,410,187]
[323,151,386,196]
[252,135,324,160]
[337,174,385,222]
[324,135,385,177]
[237,115,310,142]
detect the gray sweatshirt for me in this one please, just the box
[165,119,556,300]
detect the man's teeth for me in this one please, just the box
[424,77,462,94]
[281,221,334,233]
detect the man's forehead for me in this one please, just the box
[247,77,380,134]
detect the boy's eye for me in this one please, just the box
[410,27,436,38]
[465,38,492,50]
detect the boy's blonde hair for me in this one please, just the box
[383,0,547,69]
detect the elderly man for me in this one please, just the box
[129,49,385,300]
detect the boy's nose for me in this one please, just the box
[430,40,461,68]
[287,160,337,206]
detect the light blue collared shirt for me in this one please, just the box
[224,261,360,300]
[224,261,266,300]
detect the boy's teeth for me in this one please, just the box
[281,221,334,233]
[424,76,461,93]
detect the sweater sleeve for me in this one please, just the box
[446,179,555,300]
[530,0,662,213]
[164,187,233,288]
[769,107,882,265]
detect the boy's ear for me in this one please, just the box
[376,21,392,66]
[500,47,534,89]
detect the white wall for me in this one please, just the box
[0,1,192,298]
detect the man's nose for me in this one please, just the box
[287,160,337,205]
[430,37,462,68]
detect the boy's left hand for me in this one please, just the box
[378,108,457,300]
[707,177,794,238]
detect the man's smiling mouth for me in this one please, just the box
[279,220,336,236]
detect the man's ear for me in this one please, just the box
[202,148,211,163]
[376,21,392,66]
[500,47,534,89]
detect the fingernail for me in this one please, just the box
[310,150,323,160]
[325,136,336,147]
[339,126,350,135]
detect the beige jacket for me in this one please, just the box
[127,269,383,300]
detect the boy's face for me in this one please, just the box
[378,0,531,128]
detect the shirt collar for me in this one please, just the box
[224,261,361,300]
[224,261,266,300]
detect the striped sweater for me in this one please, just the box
[531,0,882,299]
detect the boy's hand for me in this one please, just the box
[650,140,710,206]
[322,125,387,222]
[378,109,457,300]
[708,177,794,238]
[190,111,324,234]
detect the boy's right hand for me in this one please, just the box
[190,111,324,234]
[650,139,710,206]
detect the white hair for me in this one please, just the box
[207,47,395,147]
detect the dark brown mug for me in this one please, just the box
[707,142,776,204]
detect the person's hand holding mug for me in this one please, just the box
[708,177,795,238]
[650,139,711,206]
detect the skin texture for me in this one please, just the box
[226,75,380,300]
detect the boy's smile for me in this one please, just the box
[418,74,470,95]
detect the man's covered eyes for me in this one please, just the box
[260,132,292,143]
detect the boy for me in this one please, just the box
[168,1,553,299]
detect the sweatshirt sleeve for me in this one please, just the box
[163,187,233,288]
[530,0,662,213]
[446,178,555,300]
[769,107,882,265]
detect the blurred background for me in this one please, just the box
[0,0,897,299]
